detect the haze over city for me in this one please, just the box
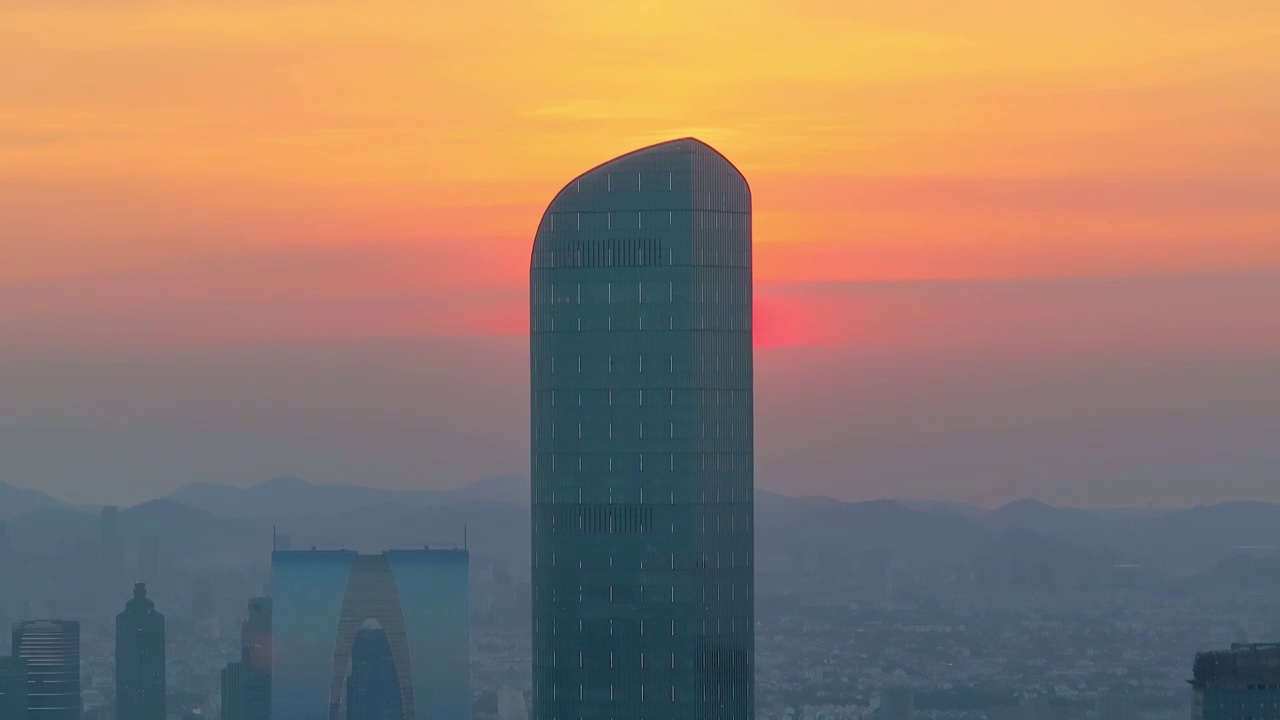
[6,4,1280,720]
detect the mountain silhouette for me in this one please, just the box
[4,478,1280,578]
[0,481,71,520]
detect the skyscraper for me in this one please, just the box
[0,655,27,719]
[530,138,755,720]
[11,620,80,720]
[271,549,469,720]
[220,595,272,720]
[221,661,247,720]
[346,627,406,720]
[116,583,165,720]
[1191,643,1280,719]
[241,596,272,720]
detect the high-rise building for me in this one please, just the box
[221,661,247,720]
[347,627,406,720]
[11,620,81,720]
[1192,643,1280,719]
[241,596,272,720]
[271,549,469,720]
[530,138,755,720]
[0,655,27,719]
[116,583,165,720]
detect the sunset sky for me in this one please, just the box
[2,0,1278,506]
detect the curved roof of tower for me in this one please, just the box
[544,136,747,210]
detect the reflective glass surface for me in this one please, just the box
[530,138,754,720]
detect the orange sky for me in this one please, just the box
[4,0,1279,302]
[3,0,1280,504]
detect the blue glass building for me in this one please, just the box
[530,138,755,720]
[271,549,469,720]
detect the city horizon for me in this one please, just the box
[3,3,1279,719]
[0,472,1259,513]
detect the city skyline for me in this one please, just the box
[3,3,1277,719]
[114,582,165,720]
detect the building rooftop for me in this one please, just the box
[1191,643,1280,688]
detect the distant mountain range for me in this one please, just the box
[165,474,528,518]
[0,481,71,520]
[4,476,1280,576]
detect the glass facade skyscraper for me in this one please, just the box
[11,620,80,720]
[115,583,165,720]
[530,138,754,720]
[221,661,247,720]
[271,549,469,720]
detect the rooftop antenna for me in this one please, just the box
[464,524,468,551]
[272,525,277,553]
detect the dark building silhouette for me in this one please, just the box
[272,549,468,720]
[221,661,247,720]
[346,627,405,720]
[1192,643,1280,719]
[116,583,165,720]
[137,536,160,587]
[11,620,80,720]
[530,138,755,720]
[241,596,272,720]
[0,655,27,719]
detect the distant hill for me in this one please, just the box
[166,475,447,519]
[987,498,1132,548]
[1135,501,1280,571]
[756,497,1001,569]
[5,506,97,551]
[443,475,527,506]
[278,500,531,572]
[0,481,72,520]
[5,476,1280,579]
[6,497,266,568]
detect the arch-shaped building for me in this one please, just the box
[530,137,755,720]
[271,549,469,720]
